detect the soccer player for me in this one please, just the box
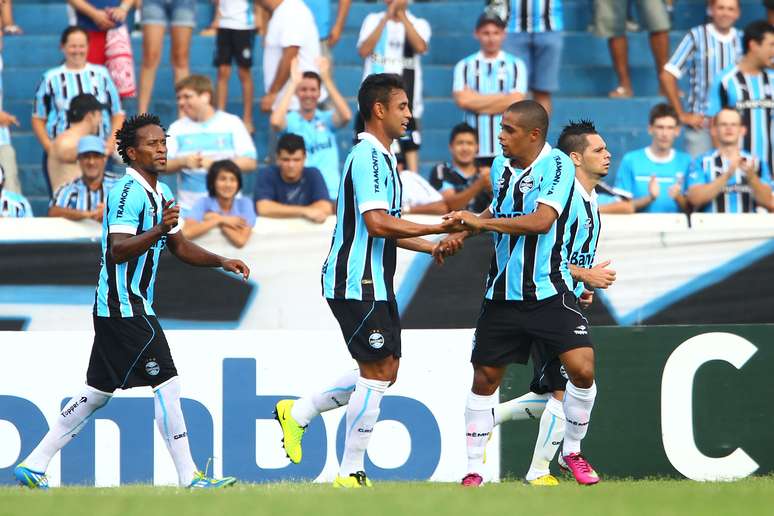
[686,108,773,213]
[659,0,742,156]
[614,103,691,213]
[440,100,601,487]
[707,21,774,168]
[453,13,527,168]
[14,114,250,490]
[491,121,617,486]
[273,73,459,488]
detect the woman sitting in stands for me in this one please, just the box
[182,159,256,248]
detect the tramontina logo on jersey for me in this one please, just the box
[369,332,385,349]
[519,175,535,193]
[145,359,160,376]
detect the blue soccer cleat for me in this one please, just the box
[14,464,49,490]
[187,471,237,489]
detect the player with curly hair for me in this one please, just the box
[14,113,250,490]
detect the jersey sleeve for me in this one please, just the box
[232,118,258,159]
[102,68,123,115]
[685,156,709,189]
[511,57,528,94]
[706,74,728,116]
[452,58,467,92]
[664,32,695,79]
[188,196,208,222]
[166,124,180,159]
[254,168,277,201]
[353,146,391,213]
[428,163,446,190]
[320,110,336,130]
[107,183,145,234]
[238,197,257,227]
[488,156,506,211]
[613,154,635,197]
[536,152,574,215]
[51,184,70,208]
[757,159,771,186]
[357,13,381,47]
[413,17,431,49]
[32,75,49,119]
[307,167,331,202]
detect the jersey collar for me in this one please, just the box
[476,50,505,62]
[358,132,395,158]
[644,146,675,164]
[506,142,552,173]
[126,167,164,196]
[574,178,598,202]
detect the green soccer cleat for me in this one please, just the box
[333,471,373,488]
[187,471,237,489]
[274,399,307,464]
[14,464,49,490]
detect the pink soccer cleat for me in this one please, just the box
[562,453,600,485]
[461,473,484,487]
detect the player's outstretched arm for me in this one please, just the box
[442,203,557,236]
[362,209,459,239]
[166,232,250,280]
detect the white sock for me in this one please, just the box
[24,385,112,472]
[526,396,566,480]
[154,377,198,486]
[290,369,358,427]
[562,381,597,456]
[338,377,389,477]
[465,391,497,475]
[493,391,550,425]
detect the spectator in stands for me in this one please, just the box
[303,0,352,58]
[48,135,114,221]
[488,0,564,114]
[708,20,774,171]
[594,0,670,98]
[429,123,493,214]
[32,27,124,196]
[686,108,773,213]
[137,0,195,114]
[166,75,257,215]
[213,0,258,133]
[2,0,23,35]
[0,54,20,194]
[47,94,105,194]
[182,159,256,247]
[0,165,32,217]
[254,133,332,222]
[356,0,431,173]
[69,0,138,98]
[660,0,741,157]
[258,0,321,113]
[614,103,691,213]
[270,56,351,199]
[453,13,526,169]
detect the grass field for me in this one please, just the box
[2,477,773,516]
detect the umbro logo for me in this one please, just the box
[574,325,588,335]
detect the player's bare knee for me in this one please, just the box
[471,367,501,395]
[569,364,595,388]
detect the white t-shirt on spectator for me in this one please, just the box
[399,169,443,210]
[264,0,321,110]
[167,111,257,212]
[218,0,256,30]
[357,11,431,119]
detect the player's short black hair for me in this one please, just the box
[302,71,322,86]
[449,122,478,144]
[505,100,549,138]
[358,73,406,122]
[61,26,88,46]
[277,133,306,155]
[206,159,243,198]
[648,103,679,125]
[557,120,599,155]
[743,20,774,53]
[115,113,166,165]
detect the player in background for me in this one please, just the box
[440,101,601,487]
[14,114,250,490]
[273,73,461,488]
[492,121,616,486]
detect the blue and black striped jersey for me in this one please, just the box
[321,132,403,301]
[564,180,601,297]
[485,144,575,301]
[94,168,180,318]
